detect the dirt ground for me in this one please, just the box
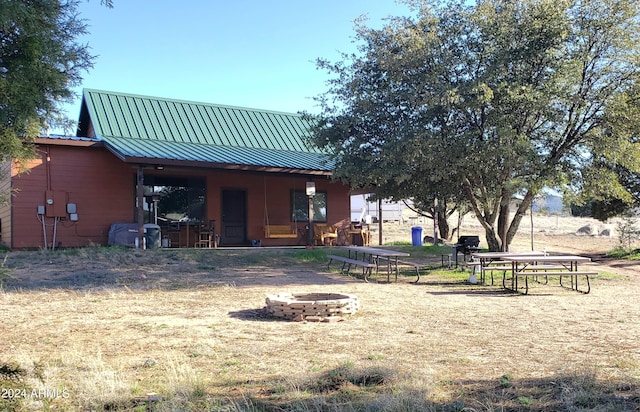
[0,214,638,410]
[2,214,639,288]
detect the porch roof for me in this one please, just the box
[77,89,333,174]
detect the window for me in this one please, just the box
[291,190,327,222]
[138,176,206,224]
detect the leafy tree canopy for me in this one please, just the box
[0,0,104,164]
[306,0,640,251]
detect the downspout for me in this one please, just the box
[41,213,47,250]
[45,146,52,191]
[52,217,58,251]
[42,147,52,250]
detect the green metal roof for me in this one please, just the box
[78,89,331,173]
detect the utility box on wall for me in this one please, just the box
[45,190,68,218]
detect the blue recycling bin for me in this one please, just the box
[411,226,423,246]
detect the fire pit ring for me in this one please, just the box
[265,292,359,321]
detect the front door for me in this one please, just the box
[221,189,247,245]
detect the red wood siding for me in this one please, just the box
[0,161,12,246]
[201,171,350,246]
[10,144,351,249]
[11,145,134,248]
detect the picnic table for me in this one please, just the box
[470,251,546,285]
[469,252,597,294]
[500,254,596,294]
[327,246,412,282]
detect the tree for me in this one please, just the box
[306,0,640,251]
[0,0,109,166]
[617,212,639,250]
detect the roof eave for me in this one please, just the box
[122,156,333,176]
[35,137,104,148]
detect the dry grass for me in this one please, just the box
[0,216,639,411]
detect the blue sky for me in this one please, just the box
[60,1,412,129]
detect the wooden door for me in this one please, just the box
[221,189,247,245]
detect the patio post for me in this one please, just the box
[306,181,315,246]
[136,165,145,249]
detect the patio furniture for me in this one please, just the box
[264,224,298,239]
[195,220,217,248]
[314,223,338,246]
[347,224,371,246]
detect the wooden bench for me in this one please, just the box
[327,254,377,282]
[508,270,598,294]
[264,224,298,239]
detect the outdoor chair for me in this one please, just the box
[194,220,217,248]
[314,223,338,246]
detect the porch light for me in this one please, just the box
[305,181,316,196]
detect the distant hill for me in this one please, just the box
[532,194,564,214]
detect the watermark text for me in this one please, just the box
[1,387,70,400]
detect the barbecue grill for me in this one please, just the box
[452,235,480,266]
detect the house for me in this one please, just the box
[1,89,352,249]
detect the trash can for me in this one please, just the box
[144,224,161,249]
[411,226,423,246]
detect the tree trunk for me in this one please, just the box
[505,190,536,247]
[484,190,537,251]
[497,203,509,251]
[463,178,540,252]
[485,226,501,251]
[463,178,502,251]
[437,209,451,240]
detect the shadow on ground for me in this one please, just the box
[0,248,356,292]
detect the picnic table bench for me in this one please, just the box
[501,255,597,294]
[328,246,412,283]
[467,252,598,294]
[344,246,410,283]
[473,262,567,285]
[327,254,377,282]
[509,270,598,294]
[469,251,546,285]
[395,259,425,283]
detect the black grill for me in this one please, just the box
[453,235,480,266]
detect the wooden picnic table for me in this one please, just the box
[342,246,410,282]
[500,254,596,294]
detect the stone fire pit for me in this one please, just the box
[265,292,359,322]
